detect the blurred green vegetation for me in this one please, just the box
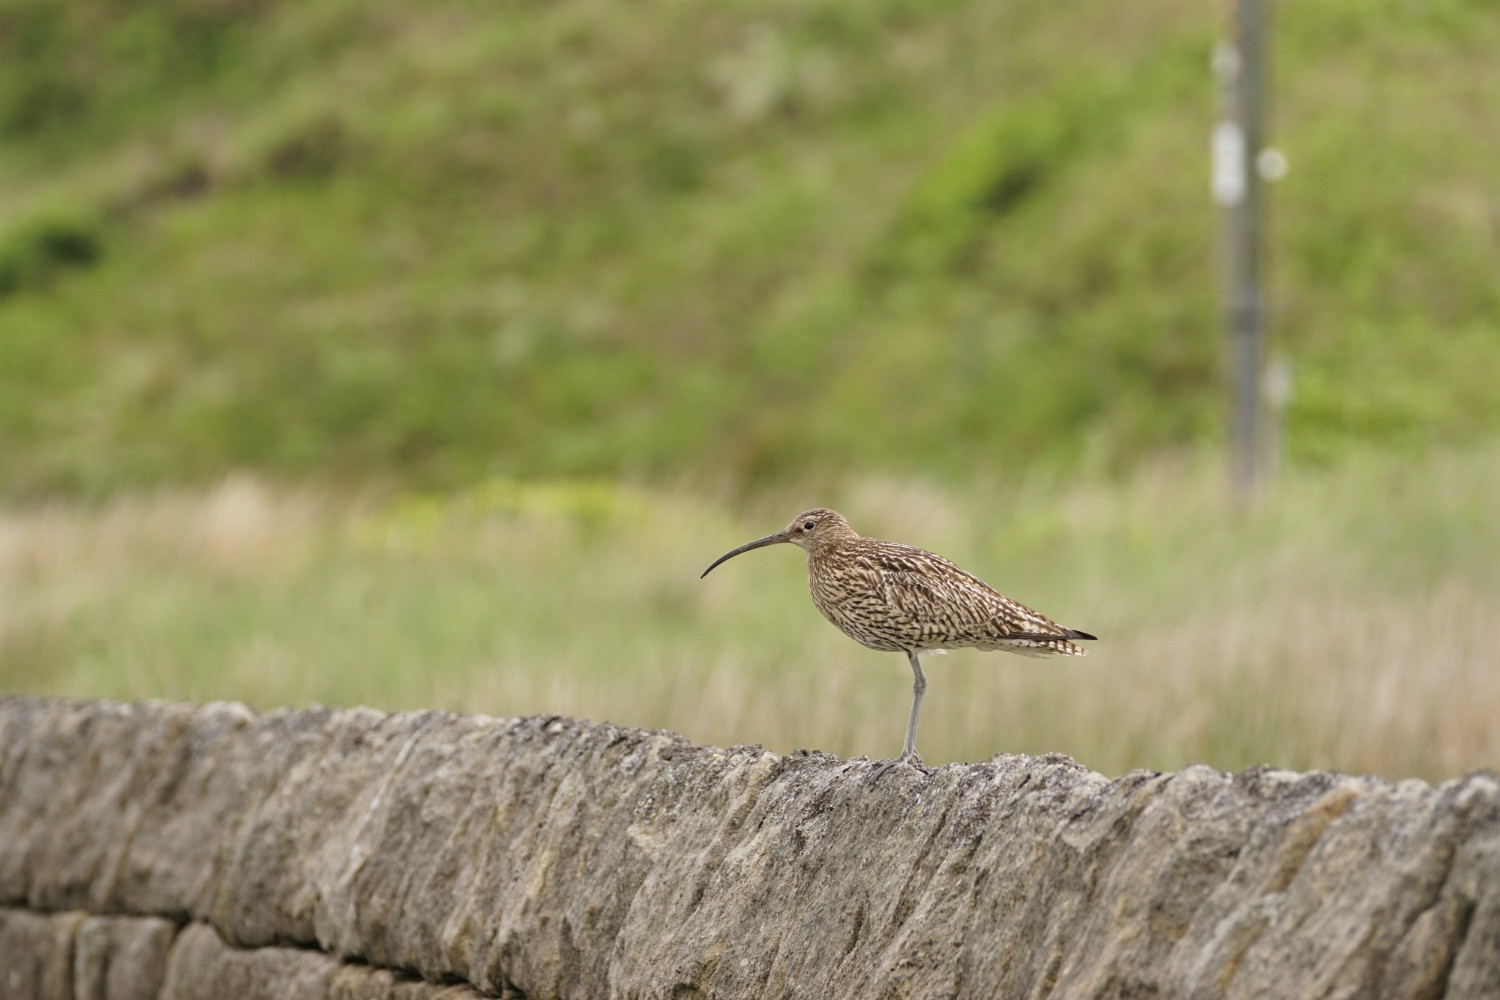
[4,445,1498,779]
[2,0,1499,497]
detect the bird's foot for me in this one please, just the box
[869,752,927,781]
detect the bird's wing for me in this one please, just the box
[858,541,1073,643]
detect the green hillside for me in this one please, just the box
[2,0,1498,497]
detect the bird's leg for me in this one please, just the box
[871,652,928,780]
[901,650,926,764]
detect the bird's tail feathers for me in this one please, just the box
[989,631,1092,657]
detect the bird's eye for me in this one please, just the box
[803,520,815,530]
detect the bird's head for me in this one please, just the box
[781,508,857,551]
[700,508,858,578]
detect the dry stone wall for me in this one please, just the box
[0,696,1497,999]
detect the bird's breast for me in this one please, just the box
[806,559,910,652]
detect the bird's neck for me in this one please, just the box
[804,531,858,560]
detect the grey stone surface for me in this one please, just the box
[74,914,176,1000]
[157,922,334,1000]
[1,695,1498,999]
[160,922,491,1000]
[0,908,85,1000]
[0,911,488,1000]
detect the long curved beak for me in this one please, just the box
[700,530,789,578]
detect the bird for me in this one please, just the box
[700,508,1095,769]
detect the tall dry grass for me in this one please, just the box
[3,448,1498,781]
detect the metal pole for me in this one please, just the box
[1215,0,1266,503]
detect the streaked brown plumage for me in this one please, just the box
[701,507,1095,767]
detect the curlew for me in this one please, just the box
[701,508,1095,769]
